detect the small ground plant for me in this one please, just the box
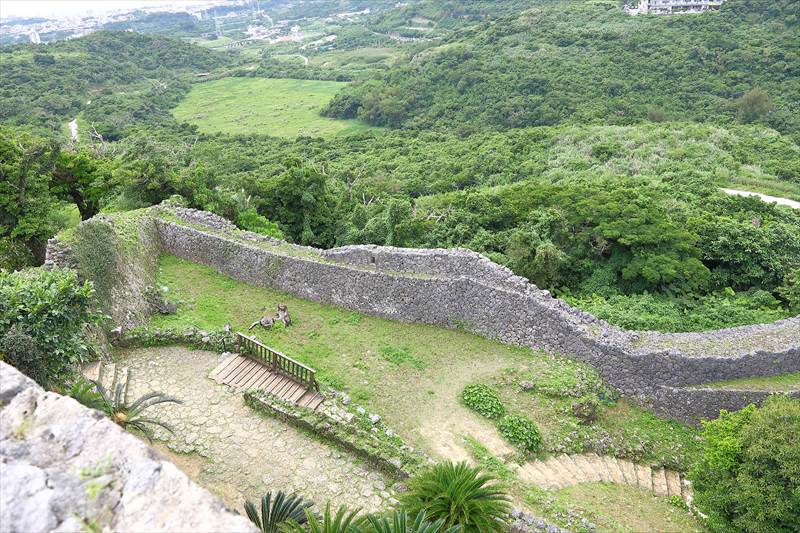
[499,414,543,453]
[461,384,505,419]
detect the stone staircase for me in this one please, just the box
[83,360,127,391]
[518,453,692,503]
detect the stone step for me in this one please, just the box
[82,361,101,383]
[652,467,669,497]
[602,455,626,485]
[544,456,577,486]
[665,469,682,498]
[619,459,638,486]
[635,464,653,492]
[99,362,116,391]
[520,454,687,502]
[557,454,582,483]
[586,453,612,483]
[569,454,599,483]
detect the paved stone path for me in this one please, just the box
[518,453,692,504]
[111,346,394,513]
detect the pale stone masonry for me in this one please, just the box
[0,361,257,533]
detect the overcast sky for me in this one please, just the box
[1,1,219,20]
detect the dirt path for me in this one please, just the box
[119,346,394,514]
[722,188,800,209]
[68,119,78,141]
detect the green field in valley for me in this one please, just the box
[172,77,377,138]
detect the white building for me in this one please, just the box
[636,0,727,14]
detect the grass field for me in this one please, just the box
[172,77,377,138]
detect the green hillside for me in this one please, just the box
[324,0,800,137]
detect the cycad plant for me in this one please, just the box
[67,377,105,410]
[288,503,363,533]
[366,510,461,533]
[399,461,510,532]
[86,371,181,442]
[244,491,314,532]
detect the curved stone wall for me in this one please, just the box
[47,205,800,422]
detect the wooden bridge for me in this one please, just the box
[210,333,325,410]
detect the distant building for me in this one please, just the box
[634,0,727,14]
[28,30,41,44]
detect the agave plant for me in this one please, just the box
[244,491,314,533]
[91,371,182,442]
[399,461,510,532]
[366,510,461,533]
[287,503,363,533]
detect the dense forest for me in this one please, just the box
[2,0,799,332]
[325,0,800,137]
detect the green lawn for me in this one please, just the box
[172,77,377,138]
[698,371,800,391]
[150,255,700,471]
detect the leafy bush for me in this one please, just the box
[498,415,543,453]
[400,461,510,532]
[0,267,98,386]
[689,397,800,532]
[462,384,505,419]
[244,491,313,533]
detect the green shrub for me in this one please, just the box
[236,208,285,240]
[462,384,505,419]
[0,267,98,386]
[399,461,510,532]
[690,397,800,532]
[499,415,543,452]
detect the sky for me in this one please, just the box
[0,0,220,20]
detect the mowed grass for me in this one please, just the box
[150,255,700,471]
[172,77,377,138]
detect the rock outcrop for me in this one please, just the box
[0,361,257,533]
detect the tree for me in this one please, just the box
[736,88,772,124]
[690,398,800,532]
[0,127,60,264]
[52,149,109,220]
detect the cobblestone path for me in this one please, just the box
[119,346,395,513]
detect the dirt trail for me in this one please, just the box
[722,188,799,209]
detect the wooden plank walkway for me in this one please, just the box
[209,353,325,410]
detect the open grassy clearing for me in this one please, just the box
[698,371,800,391]
[172,77,377,137]
[308,47,401,70]
[546,483,699,532]
[151,255,700,470]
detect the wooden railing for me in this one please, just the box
[236,332,319,391]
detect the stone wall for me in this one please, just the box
[0,361,257,533]
[650,385,800,424]
[45,205,800,421]
[154,209,799,395]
